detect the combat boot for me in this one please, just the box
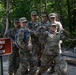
[47,66,55,74]
[37,60,41,67]
[52,74,58,75]
[35,72,41,75]
[35,70,41,75]
[25,69,29,74]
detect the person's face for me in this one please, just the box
[20,22,27,28]
[50,26,56,32]
[50,17,56,22]
[41,16,47,22]
[31,15,37,21]
[14,22,20,28]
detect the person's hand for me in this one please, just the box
[13,42,16,44]
[28,43,32,50]
[27,28,32,32]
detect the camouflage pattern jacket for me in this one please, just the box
[35,29,67,55]
[27,21,40,44]
[17,28,31,50]
[6,27,19,47]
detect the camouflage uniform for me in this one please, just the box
[49,13,63,32]
[37,20,50,66]
[27,21,40,62]
[15,28,37,75]
[39,21,49,30]
[49,13,63,54]
[40,13,49,30]
[6,27,20,74]
[35,24,68,75]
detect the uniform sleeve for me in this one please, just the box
[28,35,32,45]
[17,29,27,50]
[26,22,35,35]
[60,29,69,40]
[57,22,63,32]
[59,22,63,30]
[27,32,31,42]
[35,26,48,36]
[26,22,31,29]
[5,29,15,42]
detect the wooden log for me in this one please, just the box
[61,51,76,58]
[64,57,76,65]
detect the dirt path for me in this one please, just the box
[1,55,76,75]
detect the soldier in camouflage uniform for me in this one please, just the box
[27,11,40,66]
[49,13,63,54]
[40,12,49,28]
[6,19,20,75]
[15,17,37,75]
[36,12,50,67]
[38,12,50,43]
[35,23,68,75]
[49,13,63,32]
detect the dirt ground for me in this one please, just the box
[0,55,75,75]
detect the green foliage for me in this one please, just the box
[0,4,5,24]
[0,0,76,47]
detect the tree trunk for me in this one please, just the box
[67,0,72,32]
[4,0,9,37]
[73,2,76,29]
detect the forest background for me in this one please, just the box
[0,0,76,48]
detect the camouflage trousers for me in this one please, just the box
[32,43,41,66]
[15,49,37,75]
[39,53,68,75]
[8,47,20,74]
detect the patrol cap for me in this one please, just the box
[19,17,27,22]
[31,11,37,16]
[41,13,47,17]
[14,18,19,22]
[49,13,56,18]
[51,23,57,26]
[49,23,57,27]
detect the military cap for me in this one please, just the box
[49,13,56,18]
[19,17,27,22]
[51,23,57,26]
[49,23,57,27]
[41,13,47,17]
[14,18,19,22]
[31,11,37,16]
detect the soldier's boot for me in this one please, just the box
[37,60,41,67]
[25,69,29,74]
[48,66,55,74]
[52,72,65,75]
[52,72,58,75]
[35,72,41,75]
[13,70,17,75]
[35,68,43,75]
